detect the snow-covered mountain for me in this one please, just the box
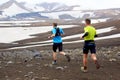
[36,2,81,12]
[0,0,120,20]
[40,11,94,19]
[0,0,31,17]
[40,9,120,20]
[22,2,81,12]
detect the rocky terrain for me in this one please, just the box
[0,46,120,80]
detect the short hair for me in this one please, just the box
[85,19,91,24]
[53,23,57,27]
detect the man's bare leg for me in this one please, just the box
[60,51,71,62]
[91,54,100,69]
[81,54,88,72]
[52,52,57,64]
[59,51,66,55]
[83,54,88,70]
[53,52,57,61]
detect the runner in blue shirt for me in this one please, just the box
[48,23,71,65]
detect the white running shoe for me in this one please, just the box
[52,61,57,65]
[81,67,88,73]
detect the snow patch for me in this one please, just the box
[0,20,45,24]
[0,25,76,43]
[73,6,81,11]
[64,34,120,44]
[4,33,120,50]
[26,26,116,44]
[82,18,109,24]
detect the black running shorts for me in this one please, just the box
[83,42,96,54]
[53,43,63,52]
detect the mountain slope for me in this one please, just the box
[0,0,120,20]
[0,0,32,16]
[36,2,81,12]
[40,8,120,20]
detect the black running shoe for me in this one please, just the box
[65,55,71,62]
[96,64,100,69]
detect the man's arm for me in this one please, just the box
[82,32,88,38]
[60,28,65,36]
[94,34,98,37]
[80,28,89,39]
[48,34,55,38]
[48,29,56,38]
[94,30,98,37]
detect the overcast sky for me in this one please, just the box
[0,0,120,9]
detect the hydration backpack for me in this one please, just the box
[55,28,61,36]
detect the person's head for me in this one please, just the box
[53,23,57,28]
[85,19,91,25]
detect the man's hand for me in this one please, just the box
[48,34,55,39]
[80,36,83,39]
[48,36,51,39]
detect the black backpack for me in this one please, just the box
[55,28,61,36]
